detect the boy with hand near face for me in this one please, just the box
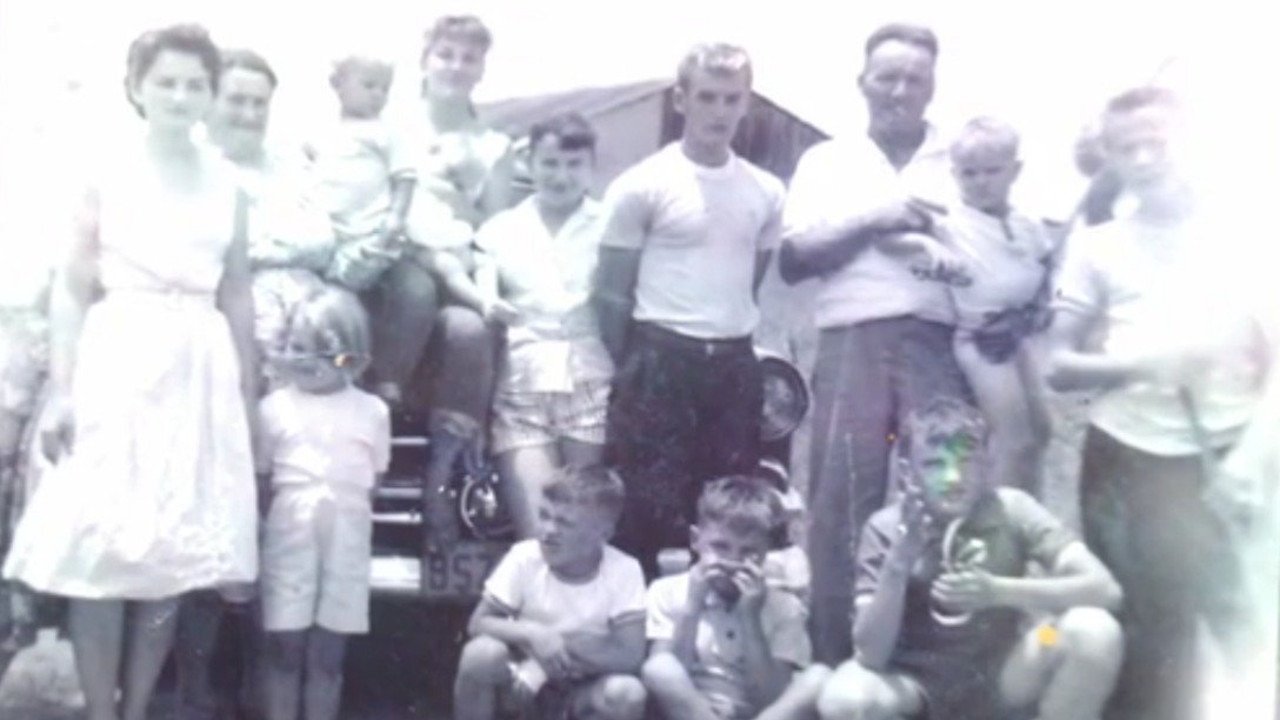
[455,465,648,720]
[643,476,831,720]
[818,397,1123,720]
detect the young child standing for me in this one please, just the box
[642,476,831,720]
[455,465,648,720]
[307,51,417,295]
[895,117,1059,494]
[256,288,391,720]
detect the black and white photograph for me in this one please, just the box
[0,1,1276,719]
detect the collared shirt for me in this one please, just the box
[600,143,785,340]
[647,572,811,720]
[856,488,1076,662]
[1053,211,1271,455]
[943,203,1056,331]
[257,385,391,492]
[475,196,614,393]
[782,125,957,330]
[308,118,416,240]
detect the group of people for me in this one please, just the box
[0,11,1274,720]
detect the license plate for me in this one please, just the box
[370,541,507,601]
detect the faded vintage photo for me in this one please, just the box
[0,2,1276,719]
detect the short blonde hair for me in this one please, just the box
[422,14,493,62]
[542,464,626,528]
[286,287,372,377]
[676,43,753,89]
[951,116,1021,159]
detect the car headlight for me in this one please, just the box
[758,350,810,443]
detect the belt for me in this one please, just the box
[634,322,753,358]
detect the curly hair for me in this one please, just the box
[124,23,220,118]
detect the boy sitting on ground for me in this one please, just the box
[455,464,648,720]
[818,397,1124,720]
[643,475,831,720]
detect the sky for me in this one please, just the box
[0,0,1274,298]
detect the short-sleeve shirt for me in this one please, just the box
[599,143,785,340]
[1052,213,1271,455]
[484,540,647,635]
[473,197,614,392]
[856,488,1076,664]
[309,118,416,240]
[781,127,957,330]
[943,203,1057,330]
[257,385,391,492]
[646,572,812,719]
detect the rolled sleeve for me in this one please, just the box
[1000,488,1076,567]
[609,556,649,628]
[764,592,812,668]
[645,575,685,641]
[482,543,531,613]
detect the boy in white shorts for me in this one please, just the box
[474,113,612,538]
[256,288,391,720]
[455,464,648,720]
[898,117,1059,493]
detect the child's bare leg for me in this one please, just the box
[816,660,922,720]
[641,652,721,720]
[954,338,1048,494]
[496,444,560,539]
[576,674,647,720]
[303,627,347,720]
[120,597,180,720]
[754,665,832,720]
[999,607,1123,720]
[69,598,126,720]
[454,635,513,720]
[264,630,307,720]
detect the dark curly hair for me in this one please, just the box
[124,23,221,117]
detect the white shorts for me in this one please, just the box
[490,379,610,455]
[261,482,372,634]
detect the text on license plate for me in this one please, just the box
[421,541,506,599]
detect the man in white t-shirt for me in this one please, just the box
[1046,86,1277,720]
[593,43,786,578]
[777,23,972,664]
[455,465,647,720]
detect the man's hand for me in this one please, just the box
[931,569,1001,614]
[731,557,768,617]
[908,238,971,287]
[869,200,933,234]
[525,626,572,679]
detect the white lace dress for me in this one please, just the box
[2,139,259,599]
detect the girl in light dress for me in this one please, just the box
[2,24,259,720]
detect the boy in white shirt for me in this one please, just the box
[474,112,612,538]
[455,465,648,720]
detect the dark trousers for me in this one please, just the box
[806,317,971,665]
[1080,426,1246,720]
[607,324,763,577]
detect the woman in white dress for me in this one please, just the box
[2,24,259,720]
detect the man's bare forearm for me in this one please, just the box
[778,215,883,285]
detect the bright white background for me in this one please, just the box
[0,0,1274,301]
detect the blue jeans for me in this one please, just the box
[806,317,970,665]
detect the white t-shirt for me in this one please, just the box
[647,572,811,719]
[257,385,392,490]
[474,197,614,392]
[600,143,785,340]
[782,127,957,330]
[484,539,647,634]
[1054,213,1272,455]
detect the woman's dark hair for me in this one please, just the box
[528,113,597,154]
[220,48,278,89]
[124,23,221,117]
